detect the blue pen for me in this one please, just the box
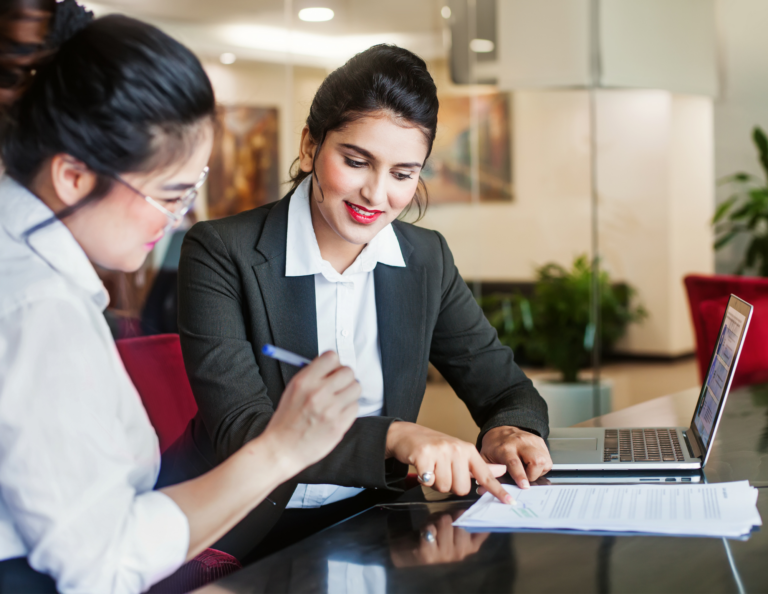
[263,344,360,384]
[262,344,312,368]
[260,344,311,506]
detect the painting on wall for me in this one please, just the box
[422,93,512,204]
[207,105,280,219]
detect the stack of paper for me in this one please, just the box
[454,480,761,538]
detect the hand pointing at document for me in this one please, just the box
[384,422,517,505]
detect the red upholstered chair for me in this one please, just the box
[115,334,242,593]
[684,275,768,389]
[115,334,198,453]
[147,549,242,594]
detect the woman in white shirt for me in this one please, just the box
[0,2,360,592]
[175,44,553,561]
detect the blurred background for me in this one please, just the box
[87,0,768,434]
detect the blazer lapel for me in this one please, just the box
[252,194,318,387]
[375,226,426,420]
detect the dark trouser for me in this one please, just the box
[0,558,57,594]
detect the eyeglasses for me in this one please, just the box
[114,166,209,230]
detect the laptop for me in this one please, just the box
[548,294,753,471]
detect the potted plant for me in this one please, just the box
[480,255,647,426]
[713,126,768,276]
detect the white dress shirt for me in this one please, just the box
[284,176,405,509]
[0,177,189,593]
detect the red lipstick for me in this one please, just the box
[344,201,383,225]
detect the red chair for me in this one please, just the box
[684,275,768,388]
[116,334,198,453]
[115,334,241,593]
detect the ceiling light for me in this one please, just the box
[298,7,334,22]
[217,24,418,65]
[441,6,451,19]
[469,38,494,53]
[219,52,237,64]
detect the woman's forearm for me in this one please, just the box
[160,433,295,560]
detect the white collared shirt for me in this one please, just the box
[0,177,189,593]
[284,176,405,509]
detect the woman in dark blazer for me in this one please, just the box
[172,44,552,560]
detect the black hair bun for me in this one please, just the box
[47,0,93,49]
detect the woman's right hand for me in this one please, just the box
[261,351,360,475]
[385,422,514,505]
[390,511,490,568]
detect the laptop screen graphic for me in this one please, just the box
[693,304,748,450]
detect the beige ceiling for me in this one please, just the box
[85,0,448,67]
[91,0,445,35]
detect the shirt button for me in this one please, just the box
[341,329,349,338]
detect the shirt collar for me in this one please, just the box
[285,175,406,281]
[0,175,109,310]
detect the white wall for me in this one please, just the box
[713,0,768,274]
[599,92,714,355]
[203,60,327,196]
[419,90,593,279]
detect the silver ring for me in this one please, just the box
[421,529,436,543]
[418,471,434,484]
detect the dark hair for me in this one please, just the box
[290,44,438,220]
[0,0,56,106]
[0,1,215,213]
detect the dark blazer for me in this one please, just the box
[176,191,548,490]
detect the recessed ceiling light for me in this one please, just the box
[441,6,451,19]
[220,52,237,64]
[469,38,494,53]
[298,7,334,22]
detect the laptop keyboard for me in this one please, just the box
[603,429,686,463]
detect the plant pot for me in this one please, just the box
[533,378,613,428]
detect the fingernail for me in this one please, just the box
[520,479,530,489]
[505,495,517,506]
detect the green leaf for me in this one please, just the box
[717,172,756,186]
[754,127,768,181]
[729,203,753,220]
[714,230,739,250]
[713,197,737,222]
[744,239,763,270]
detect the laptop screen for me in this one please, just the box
[691,296,751,453]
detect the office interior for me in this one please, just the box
[4,1,768,592]
[87,0,767,434]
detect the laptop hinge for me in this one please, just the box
[684,430,703,460]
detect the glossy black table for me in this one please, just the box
[199,384,768,593]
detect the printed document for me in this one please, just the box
[454,481,761,538]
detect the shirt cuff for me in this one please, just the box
[127,491,190,590]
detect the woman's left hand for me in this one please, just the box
[480,426,553,489]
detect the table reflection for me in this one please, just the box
[326,561,385,594]
[388,510,489,568]
[324,510,492,594]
